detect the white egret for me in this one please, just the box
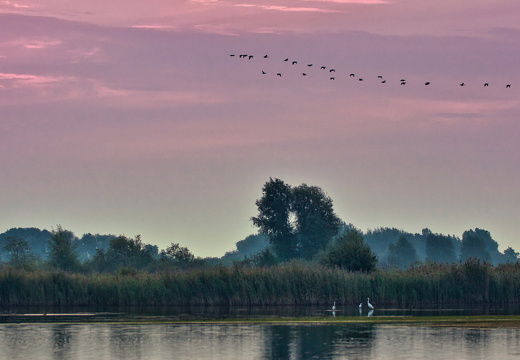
[367,297,374,310]
[332,301,336,311]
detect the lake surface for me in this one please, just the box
[1,306,519,359]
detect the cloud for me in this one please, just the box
[305,0,390,3]
[234,3,341,13]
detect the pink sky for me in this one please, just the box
[1,0,520,256]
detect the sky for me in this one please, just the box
[1,0,520,257]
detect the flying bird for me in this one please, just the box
[484,83,489,87]
[262,71,266,74]
[507,84,511,88]
[307,64,313,67]
[377,75,383,79]
[277,73,282,77]
[248,55,253,60]
[359,78,364,81]
[425,82,430,85]
[292,61,298,65]
[321,66,326,70]
[329,69,335,72]
[302,73,307,76]
[330,77,335,80]
[284,58,289,61]
[460,82,465,86]
[401,81,407,85]
[350,73,355,77]
[263,55,269,58]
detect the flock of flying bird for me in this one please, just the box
[230,53,513,89]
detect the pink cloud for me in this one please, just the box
[235,3,341,13]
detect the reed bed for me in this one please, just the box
[1,260,519,307]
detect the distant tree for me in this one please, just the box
[292,184,342,259]
[88,235,154,272]
[247,248,279,267]
[387,235,419,269]
[47,226,81,272]
[251,178,342,261]
[425,231,458,264]
[76,233,115,261]
[503,247,519,263]
[462,228,500,264]
[251,178,296,260]
[159,242,204,269]
[0,227,52,260]
[320,230,377,272]
[460,230,492,263]
[3,237,35,268]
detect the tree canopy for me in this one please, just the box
[251,178,342,261]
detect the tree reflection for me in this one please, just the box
[263,324,376,359]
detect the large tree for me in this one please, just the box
[47,226,81,272]
[251,178,296,260]
[251,178,342,261]
[292,184,342,259]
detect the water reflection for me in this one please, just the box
[0,322,519,359]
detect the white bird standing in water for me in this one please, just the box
[367,297,374,310]
[332,301,336,311]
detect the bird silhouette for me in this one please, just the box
[401,81,407,85]
[350,73,355,77]
[507,84,511,88]
[425,82,430,85]
[321,66,326,70]
[248,55,253,60]
[307,64,313,67]
[359,78,364,81]
[377,75,383,79]
[381,80,387,83]
[329,69,335,72]
[262,71,266,74]
[277,73,282,77]
[460,82,465,86]
[484,83,489,87]
[263,55,269,58]
[284,58,289,61]
[292,61,298,65]
[302,73,307,76]
[330,77,335,80]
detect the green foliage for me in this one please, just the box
[87,235,155,272]
[320,230,377,272]
[3,237,36,269]
[251,178,341,261]
[251,178,296,261]
[503,247,519,263]
[47,226,81,272]
[425,231,458,264]
[159,242,205,269]
[460,230,492,262]
[386,235,419,269]
[3,260,520,307]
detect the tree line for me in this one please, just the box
[0,178,518,274]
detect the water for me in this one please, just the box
[1,306,520,359]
